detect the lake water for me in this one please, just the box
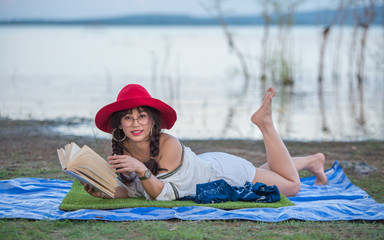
[0,25,383,141]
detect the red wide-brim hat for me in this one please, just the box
[95,84,177,133]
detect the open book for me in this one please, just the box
[57,142,118,198]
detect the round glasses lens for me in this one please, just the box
[138,115,149,125]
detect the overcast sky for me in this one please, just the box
[0,0,340,20]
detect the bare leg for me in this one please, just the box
[251,87,301,196]
[259,153,328,185]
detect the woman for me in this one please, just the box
[84,84,328,200]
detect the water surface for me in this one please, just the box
[0,25,383,140]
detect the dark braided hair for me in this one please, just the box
[110,106,167,184]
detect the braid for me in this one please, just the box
[145,122,167,176]
[149,124,161,158]
[112,138,124,155]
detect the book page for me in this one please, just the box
[72,169,115,197]
[58,142,81,169]
[64,143,71,165]
[66,169,114,198]
[72,164,117,191]
[68,145,117,183]
[68,142,80,160]
[57,148,66,169]
[57,142,118,198]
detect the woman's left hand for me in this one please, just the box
[108,155,146,175]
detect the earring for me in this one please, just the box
[112,128,127,142]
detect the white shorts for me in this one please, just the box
[198,152,256,187]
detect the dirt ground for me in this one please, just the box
[1,118,383,201]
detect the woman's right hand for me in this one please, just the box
[108,154,147,176]
[82,183,111,199]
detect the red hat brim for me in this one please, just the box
[95,97,177,133]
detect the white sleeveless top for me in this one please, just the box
[120,145,256,201]
[120,146,213,201]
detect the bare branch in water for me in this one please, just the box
[204,0,251,91]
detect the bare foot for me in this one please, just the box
[251,87,276,130]
[306,153,328,185]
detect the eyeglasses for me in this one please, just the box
[123,114,150,127]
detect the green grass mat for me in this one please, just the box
[59,180,294,211]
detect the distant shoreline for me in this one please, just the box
[1,6,383,26]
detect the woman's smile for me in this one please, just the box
[131,129,144,136]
